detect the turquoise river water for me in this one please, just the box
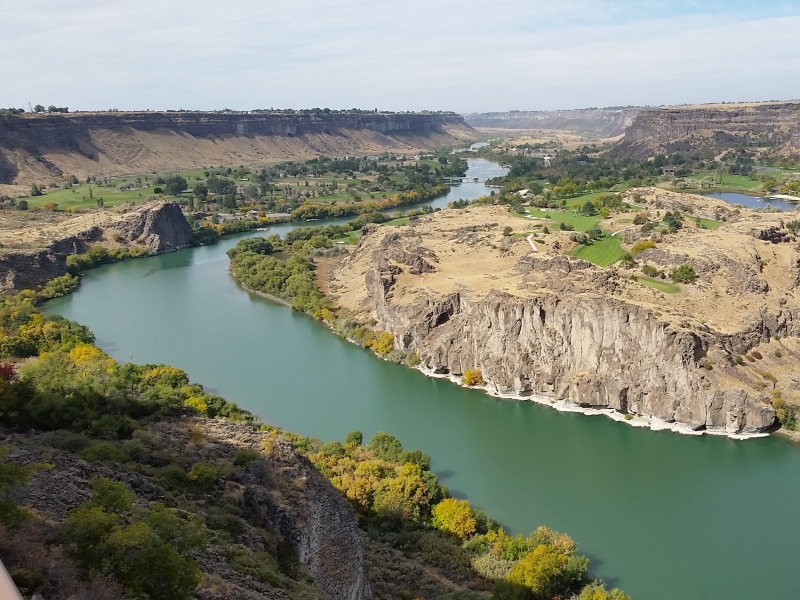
[43,162,800,600]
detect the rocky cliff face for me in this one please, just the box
[0,112,472,186]
[0,201,193,294]
[464,108,639,137]
[108,201,194,252]
[618,102,800,157]
[329,209,794,436]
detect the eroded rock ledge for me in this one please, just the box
[328,205,800,435]
[0,201,193,294]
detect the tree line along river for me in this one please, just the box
[44,160,800,600]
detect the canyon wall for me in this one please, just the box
[0,201,193,294]
[464,108,639,137]
[618,102,800,157]
[343,222,780,435]
[0,111,473,188]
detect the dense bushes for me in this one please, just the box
[66,245,152,275]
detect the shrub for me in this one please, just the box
[619,253,635,268]
[630,240,656,254]
[632,213,648,225]
[641,264,658,277]
[734,355,745,365]
[773,394,797,431]
[503,226,513,236]
[569,232,588,244]
[365,331,394,356]
[670,264,696,283]
[751,350,763,360]
[233,449,261,467]
[77,442,129,464]
[463,370,483,386]
[472,553,513,580]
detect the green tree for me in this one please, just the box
[0,445,50,525]
[370,431,403,462]
[16,199,28,210]
[345,430,363,446]
[164,175,188,196]
[30,184,43,196]
[193,182,208,200]
[398,448,430,470]
[503,226,513,236]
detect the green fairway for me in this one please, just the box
[567,234,623,266]
[384,217,410,226]
[685,173,763,190]
[518,209,601,232]
[695,217,721,230]
[636,277,680,293]
[26,182,181,210]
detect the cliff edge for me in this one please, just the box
[0,201,193,293]
[0,111,473,192]
[327,197,800,435]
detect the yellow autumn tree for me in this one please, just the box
[507,544,567,597]
[431,497,477,539]
[463,370,483,386]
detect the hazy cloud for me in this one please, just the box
[1,0,798,111]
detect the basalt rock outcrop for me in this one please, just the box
[330,205,800,436]
[618,102,800,157]
[0,201,193,294]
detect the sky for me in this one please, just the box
[2,0,800,113]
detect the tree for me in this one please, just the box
[164,175,188,196]
[16,200,28,210]
[503,226,513,236]
[507,545,567,598]
[370,431,403,462]
[345,430,363,446]
[30,184,43,196]
[580,201,596,216]
[193,182,208,200]
[398,449,430,470]
[431,498,476,539]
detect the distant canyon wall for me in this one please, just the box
[0,112,473,187]
[618,103,800,157]
[464,109,639,137]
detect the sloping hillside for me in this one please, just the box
[0,111,474,194]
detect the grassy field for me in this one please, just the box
[567,234,623,266]
[517,208,601,232]
[384,217,410,226]
[684,174,763,190]
[695,217,721,230]
[636,277,680,293]
[26,182,175,209]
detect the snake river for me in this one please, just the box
[44,161,800,600]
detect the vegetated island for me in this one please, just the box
[227,188,800,438]
[0,283,631,600]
